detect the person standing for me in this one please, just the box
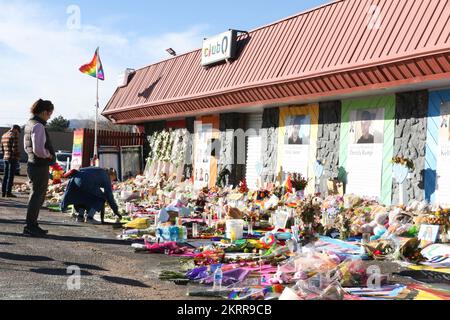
[23,99,56,236]
[1,125,21,198]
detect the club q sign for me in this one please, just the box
[201,30,238,66]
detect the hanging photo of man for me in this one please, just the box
[346,107,385,199]
[281,114,311,178]
[357,111,375,144]
[350,108,384,145]
[289,117,303,145]
[285,115,310,145]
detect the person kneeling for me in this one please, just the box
[61,167,122,224]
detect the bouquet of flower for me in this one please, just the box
[295,196,324,244]
[161,130,173,162]
[238,179,249,194]
[290,173,309,191]
[363,239,397,261]
[335,208,353,240]
[398,238,426,264]
[392,156,415,170]
[244,209,260,223]
[434,208,450,234]
[170,129,189,167]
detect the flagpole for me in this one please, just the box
[94,47,99,166]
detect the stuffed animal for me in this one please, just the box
[214,205,244,231]
[407,200,429,213]
[49,163,64,185]
[343,194,362,209]
[224,204,244,220]
[194,194,207,213]
[361,210,389,241]
[312,196,322,207]
[269,266,290,284]
[413,213,429,225]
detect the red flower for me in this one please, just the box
[374,250,382,255]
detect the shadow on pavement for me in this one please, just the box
[0,202,28,209]
[0,218,84,228]
[63,262,108,271]
[30,268,93,276]
[0,242,13,245]
[101,275,150,288]
[0,252,54,262]
[0,231,130,246]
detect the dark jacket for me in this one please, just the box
[61,167,119,214]
[1,130,20,161]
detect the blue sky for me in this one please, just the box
[0,0,329,126]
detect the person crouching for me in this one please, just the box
[61,167,122,224]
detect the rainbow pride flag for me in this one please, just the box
[79,47,105,80]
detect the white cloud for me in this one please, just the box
[0,1,208,126]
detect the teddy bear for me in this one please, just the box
[223,204,244,220]
[384,207,414,236]
[413,213,429,226]
[361,210,389,241]
[268,266,291,284]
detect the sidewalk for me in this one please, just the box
[0,195,197,300]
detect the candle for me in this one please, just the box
[248,221,254,236]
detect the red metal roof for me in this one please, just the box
[104,0,450,123]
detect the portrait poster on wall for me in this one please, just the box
[282,115,311,177]
[277,105,319,195]
[346,108,385,199]
[436,103,450,207]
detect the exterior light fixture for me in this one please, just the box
[166,48,177,56]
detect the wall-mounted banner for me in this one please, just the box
[339,95,395,205]
[282,115,311,176]
[436,102,450,207]
[346,108,385,199]
[278,105,319,195]
[194,123,212,190]
[71,129,84,170]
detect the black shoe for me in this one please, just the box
[23,226,46,237]
[85,218,101,225]
[35,225,49,234]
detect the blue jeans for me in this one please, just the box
[2,160,17,196]
[76,207,97,219]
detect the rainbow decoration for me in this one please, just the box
[79,48,105,80]
[284,175,293,194]
[71,129,84,170]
